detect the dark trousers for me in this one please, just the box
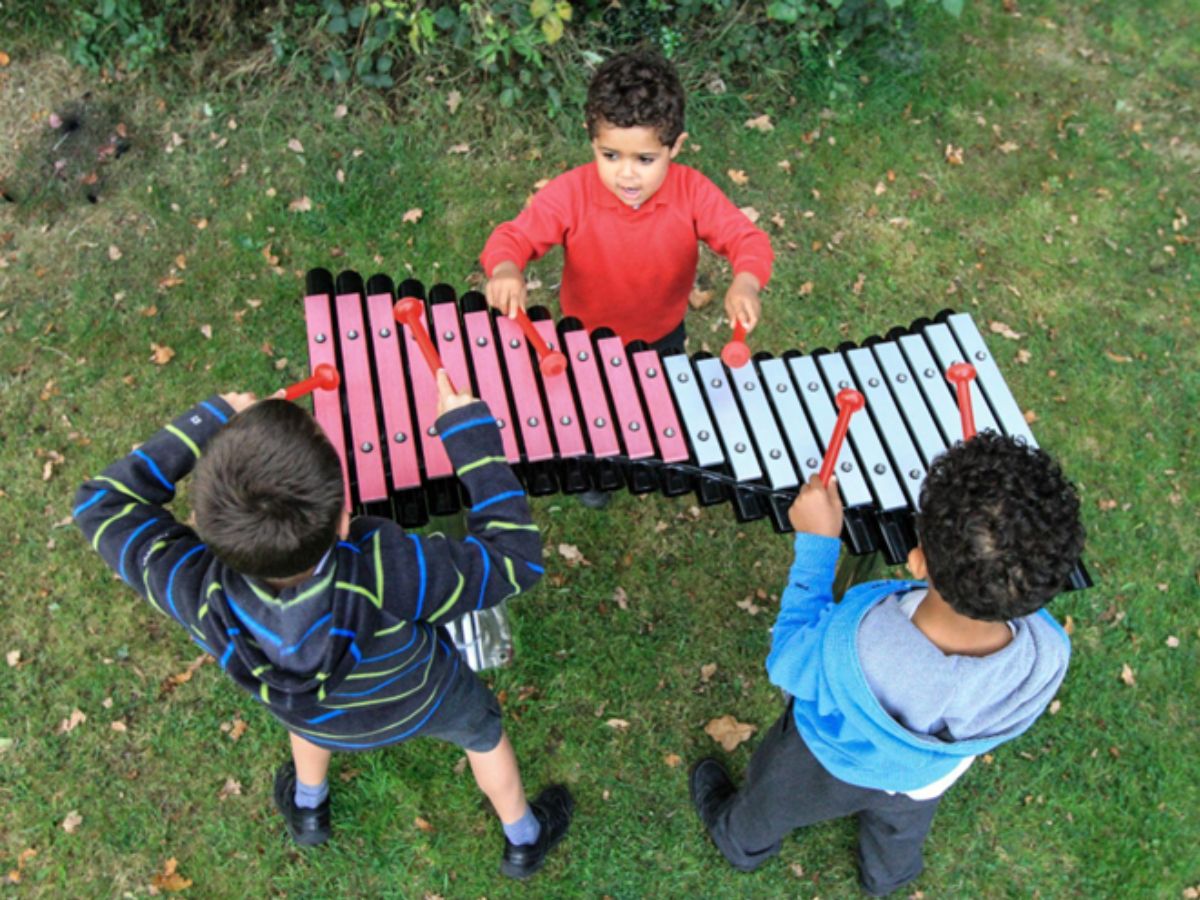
[650,321,687,357]
[709,703,941,896]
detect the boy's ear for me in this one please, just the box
[668,131,688,159]
[906,545,928,580]
[337,507,351,540]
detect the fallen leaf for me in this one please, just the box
[110,720,127,733]
[61,811,82,834]
[447,143,471,154]
[998,140,1020,154]
[727,169,749,186]
[1097,498,1117,511]
[218,778,242,800]
[1015,348,1032,364]
[288,195,312,212]
[557,543,588,566]
[739,205,760,224]
[798,281,814,296]
[414,816,435,833]
[736,596,762,616]
[613,586,629,610]
[1119,663,1135,686]
[744,114,774,132]
[402,208,424,224]
[5,650,19,667]
[1166,635,1180,648]
[944,143,964,165]
[227,718,247,741]
[1048,699,1061,715]
[274,357,289,371]
[334,104,348,119]
[157,275,184,290]
[688,287,714,309]
[1023,409,1038,424]
[1104,350,1133,363]
[605,718,630,731]
[0,51,10,67]
[790,863,805,878]
[851,272,867,295]
[287,138,304,154]
[150,343,175,366]
[151,858,192,893]
[988,320,1024,340]
[777,159,792,172]
[200,324,212,340]
[770,212,786,228]
[58,709,87,733]
[107,245,122,261]
[705,715,756,752]
[446,91,462,114]
[874,180,887,196]
[700,663,717,683]
[664,753,683,768]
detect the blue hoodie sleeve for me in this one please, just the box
[73,397,234,627]
[765,532,842,688]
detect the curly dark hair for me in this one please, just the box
[585,50,686,146]
[192,399,344,579]
[916,432,1085,621]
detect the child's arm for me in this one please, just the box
[73,394,252,626]
[765,477,843,678]
[479,172,575,318]
[690,173,774,332]
[373,373,542,624]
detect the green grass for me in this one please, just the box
[2,1,1198,896]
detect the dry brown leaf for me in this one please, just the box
[414,816,435,833]
[1023,409,1038,424]
[447,143,471,154]
[218,778,242,800]
[151,858,193,893]
[851,273,866,295]
[61,811,82,834]
[705,715,756,752]
[58,709,86,734]
[6,650,19,667]
[613,586,629,610]
[700,663,717,683]
[727,169,750,186]
[1097,498,1118,511]
[874,180,887,196]
[157,275,184,290]
[688,287,715,309]
[557,543,587,566]
[736,596,762,616]
[334,104,348,119]
[1015,348,1032,364]
[200,324,213,340]
[150,343,175,366]
[739,205,760,224]
[287,138,305,154]
[605,718,630,731]
[798,281,814,296]
[288,196,313,212]
[110,720,128,733]
[663,753,683,768]
[770,212,786,228]
[1104,350,1133,363]
[0,51,10,67]
[944,144,964,165]
[988,320,1024,340]
[744,114,774,132]
[226,718,247,741]
[998,140,1020,154]
[1119,664,1136,686]
[790,863,805,878]
[107,245,122,261]
[446,91,462,114]
[1166,635,1180,648]
[402,208,424,224]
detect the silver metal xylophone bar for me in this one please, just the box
[301,268,1091,590]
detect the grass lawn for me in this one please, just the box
[1,1,1197,896]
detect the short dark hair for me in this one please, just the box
[585,51,686,146]
[916,432,1085,621]
[192,399,344,579]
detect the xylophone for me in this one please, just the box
[301,268,1090,588]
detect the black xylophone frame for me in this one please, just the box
[303,268,1092,592]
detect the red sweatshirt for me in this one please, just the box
[480,162,774,344]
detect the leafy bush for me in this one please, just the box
[68,0,168,74]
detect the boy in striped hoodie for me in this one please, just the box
[74,371,572,879]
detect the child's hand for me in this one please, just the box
[220,392,258,413]
[724,272,762,333]
[485,261,528,319]
[788,474,844,538]
[435,369,476,417]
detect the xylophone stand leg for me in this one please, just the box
[832,552,881,600]
[428,512,515,671]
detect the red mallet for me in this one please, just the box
[513,306,568,377]
[393,297,456,392]
[945,362,977,441]
[818,388,866,487]
[720,320,751,369]
[284,363,340,401]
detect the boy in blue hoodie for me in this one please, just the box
[690,432,1085,895]
[74,372,572,879]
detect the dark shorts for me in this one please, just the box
[650,320,687,357]
[418,666,504,753]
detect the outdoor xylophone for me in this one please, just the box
[300,267,1091,589]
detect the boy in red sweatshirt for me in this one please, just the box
[480,50,774,357]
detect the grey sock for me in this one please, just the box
[294,777,329,810]
[502,807,541,846]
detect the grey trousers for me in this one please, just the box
[708,703,941,896]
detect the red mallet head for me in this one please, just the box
[945,362,977,440]
[314,363,340,390]
[393,297,424,323]
[283,363,341,401]
[835,387,866,414]
[540,350,568,378]
[720,320,751,369]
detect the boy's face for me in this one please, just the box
[590,122,686,209]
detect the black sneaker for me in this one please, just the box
[576,489,612,510]
[689,758,735,830]
[272,761,331,846]
[500,785,574,879]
